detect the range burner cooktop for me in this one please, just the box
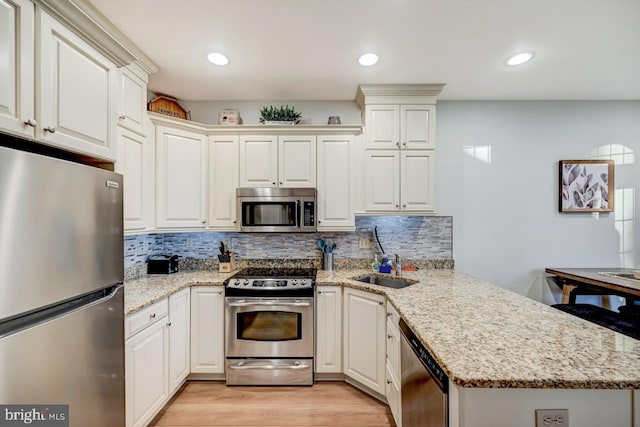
[225,268,317,291]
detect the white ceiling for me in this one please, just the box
[88,0,640,101]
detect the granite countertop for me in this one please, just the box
[125,270,234,315]
[125,268,640,389]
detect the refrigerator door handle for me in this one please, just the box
[0,284,124,340]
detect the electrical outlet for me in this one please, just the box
[186,238,194,248]
[535,409,568,427]
[358,237,370,249]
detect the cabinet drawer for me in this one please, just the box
[386,302,401,331]
[126,299,169,340]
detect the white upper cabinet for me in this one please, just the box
[365,150,400,212]
[364,105,400,149]
[401,104,435,149]
[240,135,316,188]
[0,0,34,139]
[117,66,148,136]
[115,127,154,231]
[156,126,207,228]
[365,104,435,150]
[278,135,316,187]
[317,135,354,230]
[364,150,434,213]
[401,150,434,212]
[239,135,278,187]
[356,84,443,214]
[37,8,117,160]
[208,135,239,230]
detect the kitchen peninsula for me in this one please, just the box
[125,267,640,427]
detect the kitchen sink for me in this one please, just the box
[351,274,418,289]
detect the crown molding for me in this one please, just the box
[34,0,159,74]
[355,83,446,109]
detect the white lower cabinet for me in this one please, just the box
[315,286,343,373]
[125,302,169,427]
[386,362,402,426]
[386,303,402,426]
[190,286,225,374]
[125,291,190,427]
[168,289,190,394]
[343,288,386,394]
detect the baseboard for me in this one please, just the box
[188,373,226,381]
[314,372,346,381]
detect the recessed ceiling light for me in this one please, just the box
[207,52,229,66]
[358,53,379,66]
[506,52,534,66]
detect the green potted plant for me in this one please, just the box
[259,105,302,125]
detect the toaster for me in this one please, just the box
[147,255,179,274]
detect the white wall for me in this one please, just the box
[436,101,640,303]
[180,100,362,125]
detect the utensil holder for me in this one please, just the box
[322,252,334,271]
[219,252,236,273]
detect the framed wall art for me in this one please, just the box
[559,160,614,212]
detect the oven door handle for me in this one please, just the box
[228,361,310,370]
[227,301,311,307]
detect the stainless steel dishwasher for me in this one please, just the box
[400,318,449,427]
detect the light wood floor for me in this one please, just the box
[150,381,395,427]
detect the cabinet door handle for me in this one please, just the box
[378,301,384,305]
[387,334,393,339]
[387,312,393,317]
[233,220,237,224]
[402,204,406,208]
[272,182,276,185]
[395,204,399,208]
[166,322,172,327]
[149,313,156,319]
[402,142,407,146]
[23,118,36,127]
[387,380,393,385]
[44,126,56,133]
[279,182,283,185]
[118,114,126,120]
[318,220,322,224]
[202,220,206,224]
[317,291,322,294]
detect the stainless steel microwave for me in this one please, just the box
[236,187,316,232]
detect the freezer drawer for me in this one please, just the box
[0,286,125,427]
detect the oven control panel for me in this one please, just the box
[227,278,314,290]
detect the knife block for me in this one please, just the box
[218,252,236,273]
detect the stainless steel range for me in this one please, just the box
[224,268,316,385]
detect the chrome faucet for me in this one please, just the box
[392,253,402,277]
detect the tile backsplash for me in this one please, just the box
[124,216,453,269]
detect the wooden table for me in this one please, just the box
[545,268,640,306]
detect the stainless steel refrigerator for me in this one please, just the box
[0,143,125,427]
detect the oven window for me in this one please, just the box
[237,311,302,341]
[242,202,296,227]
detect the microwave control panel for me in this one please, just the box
[303,201,315,226]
